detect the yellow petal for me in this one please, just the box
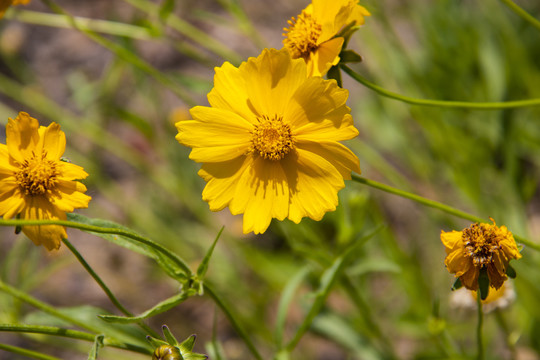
[460,268,479,291]
[47,180,91,212]
[241,48,307,117]
[440,230,463,253]
[42,122,66,160]
[283,148,344,223]
[21,197,67,251]
[200,156,252,211]
[295,113,358,142]
[6,112,40,163]
[0,188,25,219]
[296,140,360,179]
[0,144,18,175]
[285,76,349,129]
[308,37,343,77]
[57,162,89,181]
[208,62,257,123]
[444,249,470,277]
[235,158,289,234]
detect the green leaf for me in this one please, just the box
[451,278,463,291]
[506,265,517,279]
[99,293,188,324]
[339,50,363,63]
[196,227,224,279]
[87,334,104,360]
[478,268,490,300]
[159,0,176,21]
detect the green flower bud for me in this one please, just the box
[152,345,182,360]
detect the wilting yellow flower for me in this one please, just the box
[283,0,370,77]
[0,0,31,19]
[441,219,521,291]
[175,48,360,234]
[0,112,91,250]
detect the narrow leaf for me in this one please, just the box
[99,293,188,324]
[197,227,224,279]
[87,334,104,360]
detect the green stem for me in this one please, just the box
[0,280,100,333]
[5,9,154,39]
[0,324,151,354]
[350,175,540,251]
[61,238,160,339]
[0,218,192,276]
[499,0,540,32]
[0,342,60,360]
[204,283,263,360]
[341,65,540,109]
[476,295,484,360]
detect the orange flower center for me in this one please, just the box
[462,223,500,267]
[251,115,294,161]
[16,152,59,195]
[283,10,322,60]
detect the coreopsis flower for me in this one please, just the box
[0,112,91,250]
[283,0,370,77]
[0,0,31,19]
[175,48,360,234]
[441,219,521,291]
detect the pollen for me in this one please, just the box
[462,223,500,267]
[250,115,294,161]
[283,10,322,61]
[16,152,59,195]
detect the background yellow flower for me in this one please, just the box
[176,48,360,234]
[441,220,522,291]
[0,0,30,19]
[283,0,370,76]
[0,112,91,250]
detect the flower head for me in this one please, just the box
[283,0,370,76]
[175,48,360,234]
[441,219,521,291]
[0,112,91,250]
[0,0,31,19]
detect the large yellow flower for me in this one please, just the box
[175,48,360,234]
[283,0,370,77]
[0,0,30,19]
[0,112,91,250]
[441,219,521,291]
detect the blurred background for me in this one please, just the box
[1,0,540,359]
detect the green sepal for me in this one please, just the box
[146,335,169,348]
[14,225,22,235]
[339,50,363,64]
[327,65,342,88]
[506,265,517,279]
[163,324,179,347]
[451,278,462,291]
[478,268,490,300]
[179,334,196,352]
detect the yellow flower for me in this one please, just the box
[283,0,370,77]
[0,0,30,19]
[0,112,91,250]
[441,219,521,291]
[175,48,360,234]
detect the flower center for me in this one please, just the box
[251,115,294,161]
[283,10,322,60]
[462,223,500,267]
[16,152,59,196]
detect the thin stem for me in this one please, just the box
[0,324,151,354]
[499,0,540,32]
[61,238,160,339]
[476,295,484,360]
[341,65,540,110]
[0,342,60,360]
[5,9,154,39]
[204,283,263,360]
[350,175,540,251]
[0,218,192,275]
